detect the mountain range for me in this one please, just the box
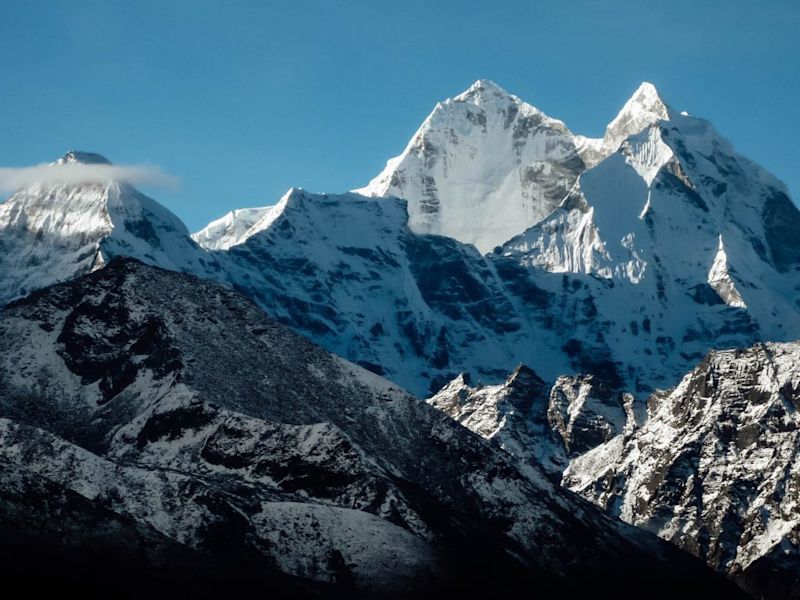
[1,80,798,597]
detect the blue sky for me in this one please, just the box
[1,0,797,231]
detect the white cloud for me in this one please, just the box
[0,163,179,193]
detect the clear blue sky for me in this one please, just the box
[1,0,797,231]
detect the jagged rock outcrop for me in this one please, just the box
[563,342,800,599]
[428,367,636,476]
[547,374,636,456]
[427,365,561,476]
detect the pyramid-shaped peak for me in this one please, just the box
[454,79,516,103]
[634,81,662,98]
[468,79,509,94]
[603,82,672,151]
[613,82,671,126]
[55,151,112,165]
[627,82,669,114]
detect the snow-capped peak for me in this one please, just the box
[0,152,210,304]
[618,82,670,122]
[630,82,666,108]
[453,79,518,105]
[357,80,584,253]
[603,82,672,153]
[54,150,112,165]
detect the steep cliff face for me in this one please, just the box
[208,188,539,395]
[499,89,800,392]
[427,366,562,477]
[563,342,800,598]
[547,374,636,456]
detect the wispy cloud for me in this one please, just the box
[0,163,179,193]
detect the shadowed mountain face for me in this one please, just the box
[0,258,742,598]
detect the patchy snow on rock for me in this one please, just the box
[0,259,737,596]
[563,342,800,595]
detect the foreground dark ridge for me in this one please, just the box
[0,258,742,598]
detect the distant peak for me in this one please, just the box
[634,81,660,97]
[621,81,671,119]
[628,82,669,113]
[55,151,112,165]
[469,79,508,94]
[603,82,672,150]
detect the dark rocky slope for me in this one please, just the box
[0,258,741,598]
